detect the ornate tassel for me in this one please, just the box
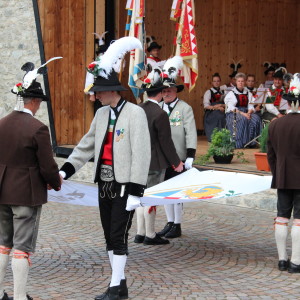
[15,95,24,111]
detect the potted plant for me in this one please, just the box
[207,128,235,164]
[254,124,271,171]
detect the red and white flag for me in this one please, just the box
[172,0,198,92]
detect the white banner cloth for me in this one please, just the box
[48,168,272,207]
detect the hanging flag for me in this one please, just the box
[173,0,198,92]
[170,0,183,20]
[127,0,146,100]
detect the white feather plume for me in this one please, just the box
[22,57,63,89]
[146,67,162,86]
[99,37,142,78]
[162,56,183,80]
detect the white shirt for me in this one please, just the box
[203,88,223,108]
[224,87,255,113]
[14,107,33,116]
[162,98,179,114]
[147,98,160,105]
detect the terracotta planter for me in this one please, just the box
[213,154,234,164]
[254,152,270,171]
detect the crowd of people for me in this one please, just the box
[203,63,291,148]
[0,33,299,300]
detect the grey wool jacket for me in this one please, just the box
[61,101,151,197]
[161,99,197,161]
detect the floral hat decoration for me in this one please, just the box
[85,37,142,93]
[11,57,62,111]
[283,73,300,111]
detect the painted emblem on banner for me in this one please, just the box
[115,128,125,142]
[170,111,182,126]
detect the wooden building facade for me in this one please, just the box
[36,0,300,150]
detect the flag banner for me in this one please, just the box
[174,0,198,92]
[49,169,272,207]
[127,0,146,99]
[170,0,183,20]
[126,0,134,10]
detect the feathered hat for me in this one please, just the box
[161,56,184,93]
[93,31,108,55]
[85,37,142,92]
[282,73,300,110]
[263,61,277,76]
[229,59,243,78]
[273,65,287,79]
[147,36,162,52]
[11,57,63,111]
[142,67,165,93]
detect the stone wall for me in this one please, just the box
[0,0,49,125]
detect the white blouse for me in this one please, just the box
[224,87,255,113]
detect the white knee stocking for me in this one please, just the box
[144,208,156,239]
[0,249,10,298]
[174,203,183,224]
[110,254,127,287]
[274,217,289,261]
[291,219,300,265]
[136,207,146,236]
[164,204,175,223]
[12,254,30,300]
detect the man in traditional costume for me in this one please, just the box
[0,61,62,300]
[146,38,166,71]
[262,67,289,121]
[60,37,151,300]
[134,66,184,246]
[157,56,197,238]
[268,73,300,273]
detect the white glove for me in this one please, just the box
[126,195,142,211]
[184,157,194,170]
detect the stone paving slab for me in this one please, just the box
[2,199,299,300]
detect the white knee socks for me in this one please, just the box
[164,204,183,224]
[144,208,156,239]
[274,218,289,261]
[12,257,29,300]
[110,254,127,287]
[136,207,146,236]
[164,204,175,222]
[0,253,10,298]
[174,203,183,224]
[108,251,125,280]
[291,221,300,265]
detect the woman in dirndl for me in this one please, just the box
[225,73,262,148]
[203,73,226,141]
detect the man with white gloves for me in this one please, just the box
[60,38,151,300]
[158,78,197,239]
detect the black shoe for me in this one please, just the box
[27,295,33,300]
[119,279,128,300]
[288,261,300,273]
[165,224,182,238]
[134,234,145,243]
[157,222,174,237]
[143,234,170,245]
[95,285,120,300]
[1,291,13,300]
[278,259,289,271]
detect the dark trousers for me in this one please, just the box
[277,189,300,219]
[98,182,134,255]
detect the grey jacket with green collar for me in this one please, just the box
[61,101,151,197]
[160,99,197,161]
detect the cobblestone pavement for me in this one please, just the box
[2,200,300,300]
